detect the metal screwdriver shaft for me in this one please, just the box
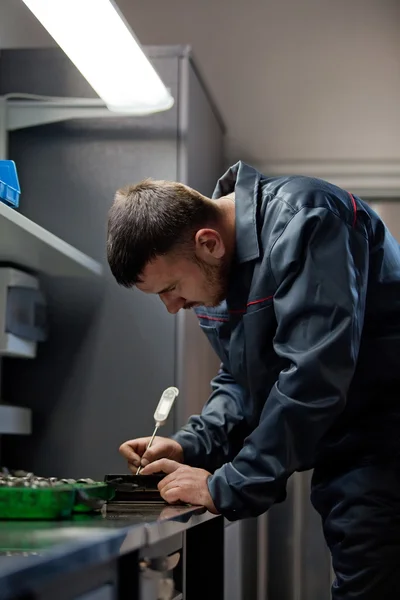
[136,425,159,475]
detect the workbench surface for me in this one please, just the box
[0,504,217,599]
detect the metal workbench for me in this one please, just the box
[0,506,224,600]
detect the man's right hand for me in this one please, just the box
[119,437,184,474]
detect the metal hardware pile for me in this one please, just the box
[0,469,95,488]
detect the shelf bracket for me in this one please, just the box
[0,94,167,160]
[6,97,119,131]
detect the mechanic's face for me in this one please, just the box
[136,230,230,313]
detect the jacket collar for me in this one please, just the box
[212,161,260,264]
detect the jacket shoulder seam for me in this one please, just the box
[267,204,368,286]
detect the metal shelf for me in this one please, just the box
[0,404,31,435]
[0,201,102,278]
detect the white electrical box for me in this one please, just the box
[0,267,47,358]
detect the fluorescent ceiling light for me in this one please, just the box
[21,0,174,115]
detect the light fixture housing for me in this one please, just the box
[21,0,174,115]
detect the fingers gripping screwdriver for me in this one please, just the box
[136,387,179,475]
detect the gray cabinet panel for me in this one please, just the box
[175,54,224,425]
[184,55,225,195]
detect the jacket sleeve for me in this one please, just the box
[208,206,369,520]
[172,363,251,472]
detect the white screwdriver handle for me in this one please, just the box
[154,386,179,426]
[136,387,179,475]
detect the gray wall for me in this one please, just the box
[0,47,223,479]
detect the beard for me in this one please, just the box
[195,256,230,308]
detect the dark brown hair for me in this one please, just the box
[107,179,219,286]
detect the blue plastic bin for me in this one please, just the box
[0,160,21,208]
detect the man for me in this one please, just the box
[107,161,400,599]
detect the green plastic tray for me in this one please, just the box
[0,483,114,520]
[0,486,75,520]
[73,483,115,513]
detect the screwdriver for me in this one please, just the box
[136,386,179,475]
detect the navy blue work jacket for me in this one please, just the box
[173,162,400,520]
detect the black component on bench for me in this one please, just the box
[104,474,165,502]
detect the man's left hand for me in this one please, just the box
[140,459,219,514]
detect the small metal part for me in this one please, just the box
[12,470,33,478]
[12,470,26,477]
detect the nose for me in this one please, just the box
[159,293,185,314]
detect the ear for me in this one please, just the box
[194,228,226,261]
